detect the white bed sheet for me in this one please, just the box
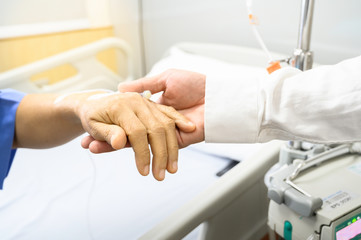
[0,136,232,240]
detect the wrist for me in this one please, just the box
[53,90,111,127]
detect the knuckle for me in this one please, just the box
[166,105,176,112]
[108,103,121,114]
[160,104,176,113]
[138,148,150,158]
[149,124,166,135]
[169,139,178,148]
[163,119,175,129]
[154,149,168,161]
[168,144,178,153]
[135,150,150,164]
[128,125,147,138]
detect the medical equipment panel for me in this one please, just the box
[334,211,361,240]
[268,151,361,240]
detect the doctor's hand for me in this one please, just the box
[118,69,206,147]
[64,91,195,181]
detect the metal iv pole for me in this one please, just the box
[293,0,315,71]
[288,0,315,151]
[277,0,322,164]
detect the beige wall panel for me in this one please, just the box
[0,27,116,84]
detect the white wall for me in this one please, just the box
[109,0,144,78]
[2,0,360,76]
[0,0,87,26]
[141,0,361,71]
[0,0,111,39]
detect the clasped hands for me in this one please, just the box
[80,70,205,181]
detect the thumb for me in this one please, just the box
[81,135,116,153]
[118,74,166,94]
[88,122,128,150]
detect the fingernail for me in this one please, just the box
[143,165,150,175]
[159,169,165,180]
[172,162,178,172]
[188,121,195,127]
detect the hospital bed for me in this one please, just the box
[0,38,284,240]
[0,37,133,93]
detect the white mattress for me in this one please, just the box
[0,136,235,240]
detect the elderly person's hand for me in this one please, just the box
[118,69,206,147]
[77,91,194,180]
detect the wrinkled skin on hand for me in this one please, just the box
[74,91,195,181]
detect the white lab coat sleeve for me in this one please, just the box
[205,55,361,144]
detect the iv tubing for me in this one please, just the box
[246,0,274,62]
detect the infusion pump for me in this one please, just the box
[267,144,361,240]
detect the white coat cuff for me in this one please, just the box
[205,75,260,143]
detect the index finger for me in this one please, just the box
[118,74,166,94]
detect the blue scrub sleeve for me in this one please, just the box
[0,89,26,189]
